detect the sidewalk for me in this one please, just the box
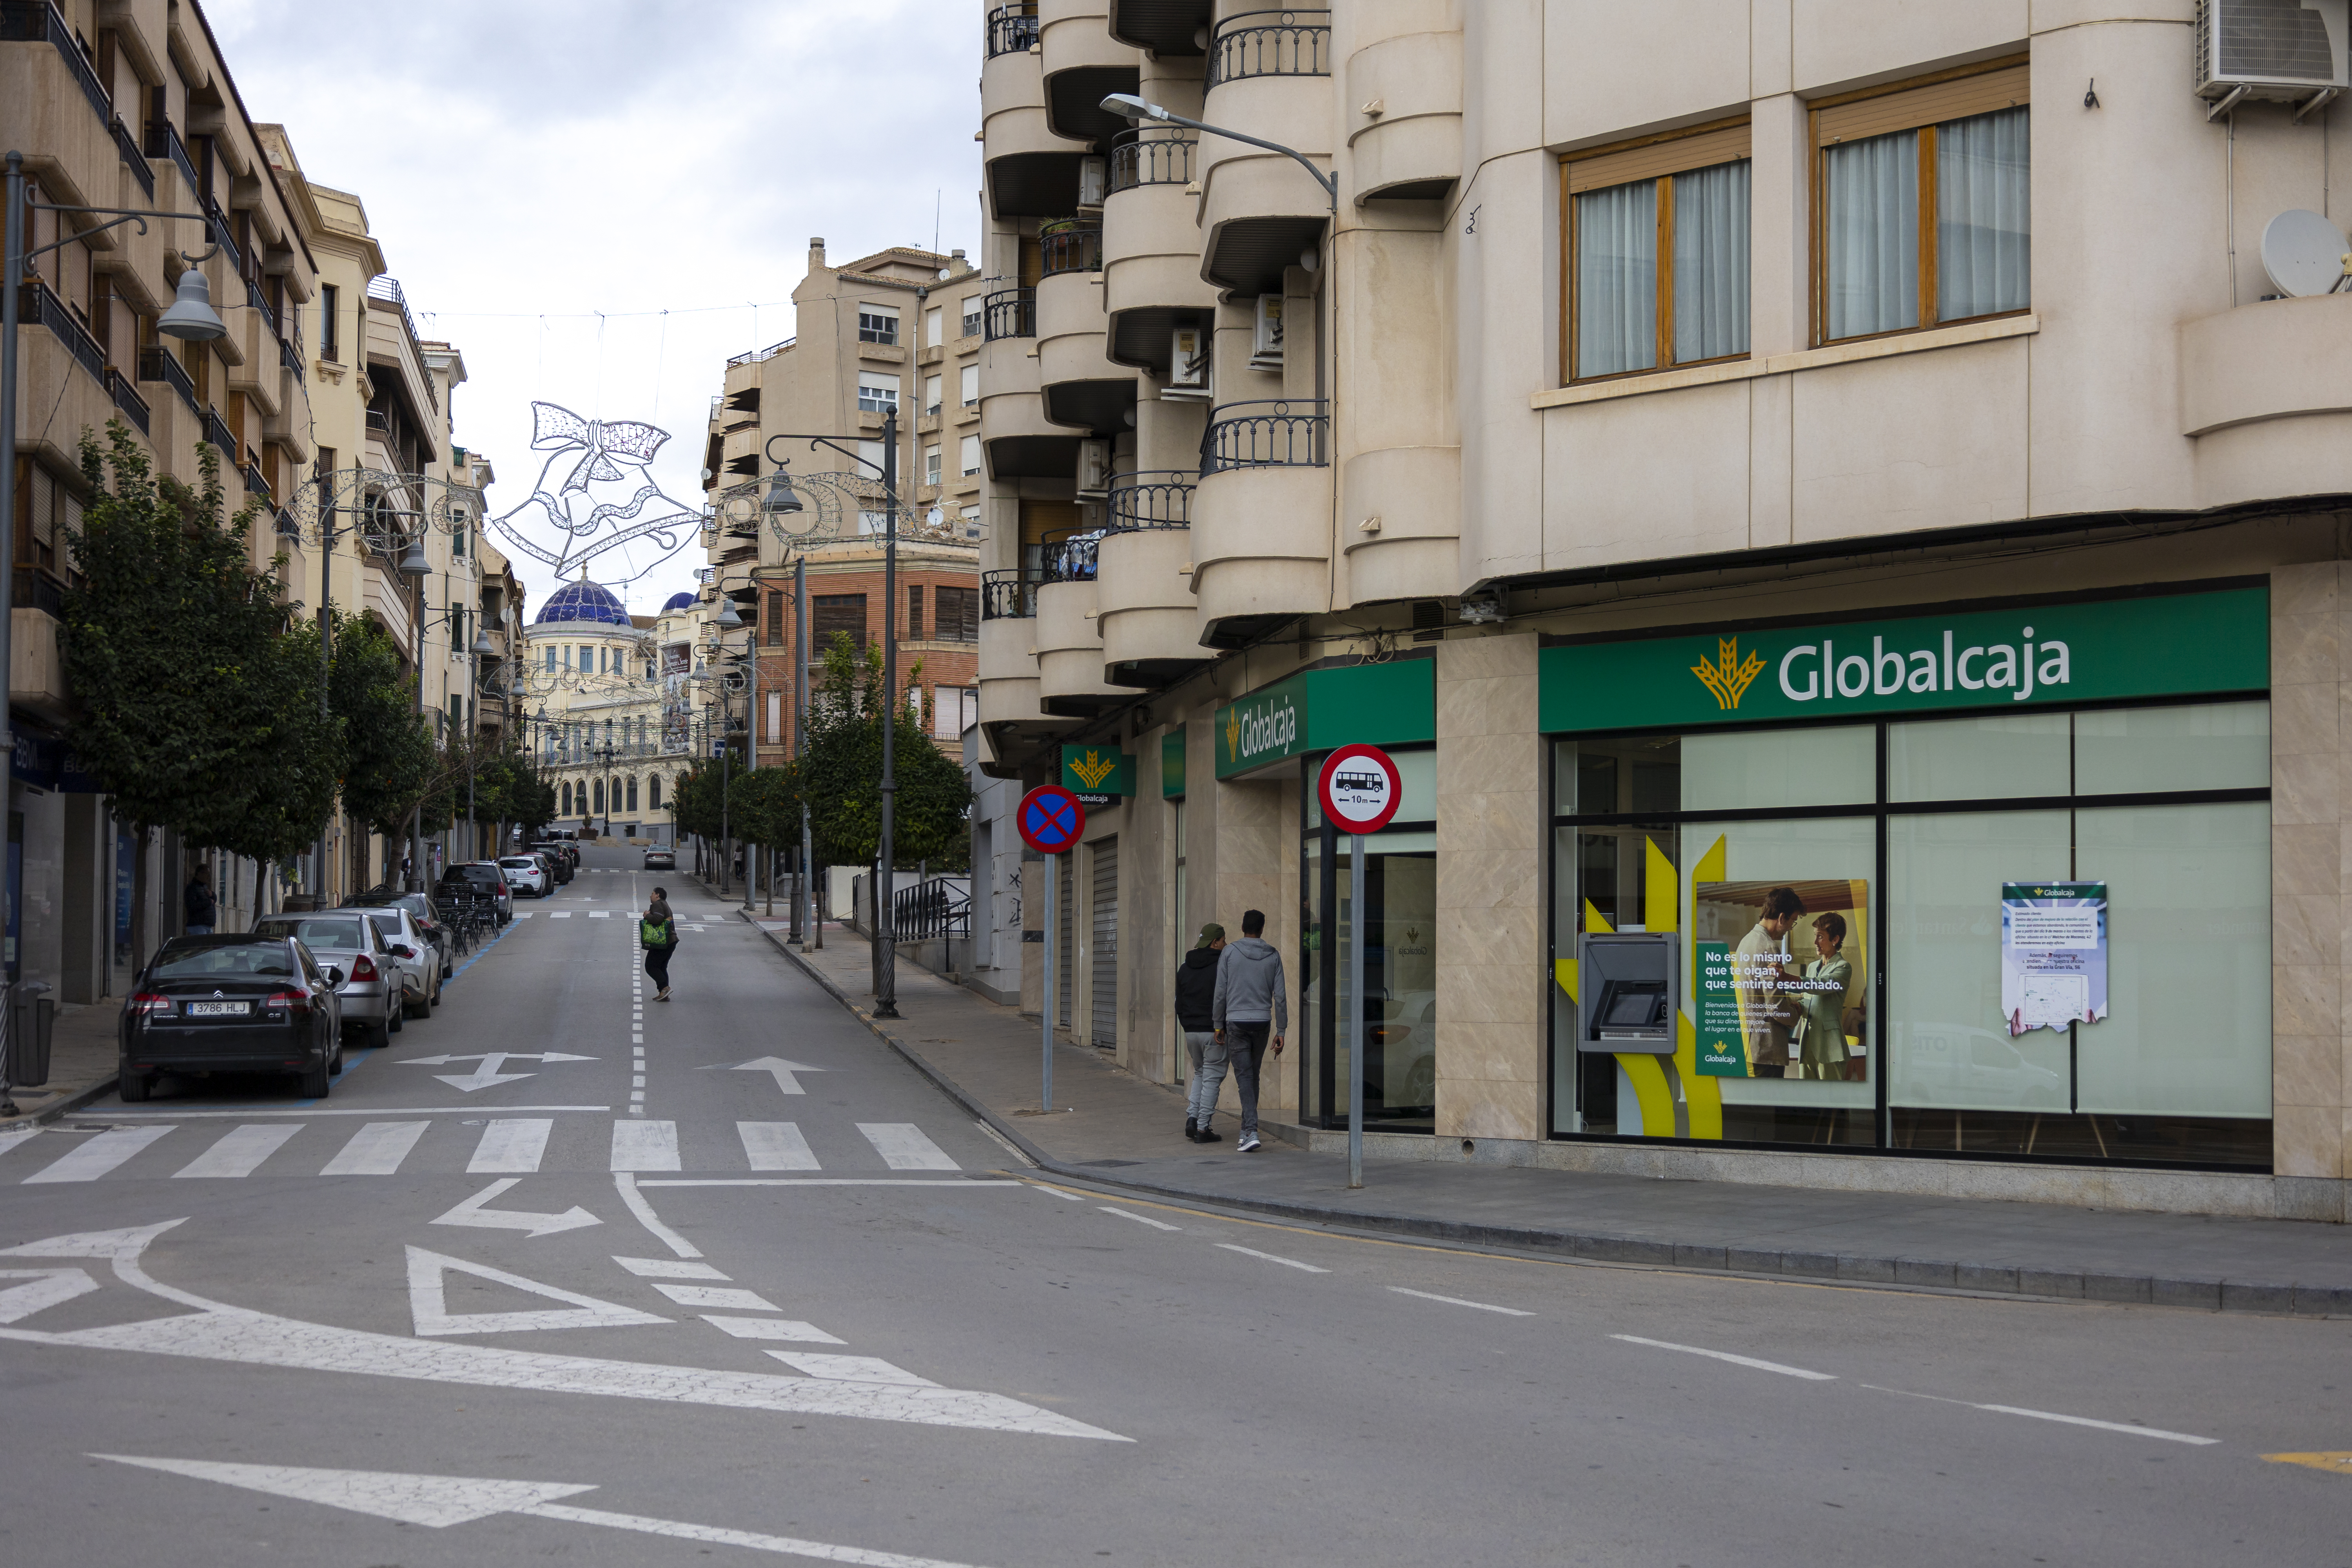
[757,915,2352,1317]
[1,1002,119,1126]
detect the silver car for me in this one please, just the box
[252,913,403,1046]
[362,906,444,1020]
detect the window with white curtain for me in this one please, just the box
[1817,65,2028,344]
[1565,122,1751,382]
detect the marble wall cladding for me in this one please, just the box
[1436,633,1544,1140]
[2272,563,2345,1179]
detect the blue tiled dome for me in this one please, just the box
[533,580,630,626]
[661,591,695,612]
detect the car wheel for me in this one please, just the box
[118,1066,150,1103]
[410,979,432,1020]
[365,1015,392,1049]
[331,1036,346,1074]
[299,1052,332,1099]
[389,991,406,1033]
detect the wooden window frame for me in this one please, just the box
[1810,57,2030,348]
[1559,116,1753,387]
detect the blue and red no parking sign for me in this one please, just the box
[1016,784,1086,856]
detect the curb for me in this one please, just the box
[0,1071,122,1130]
[747,915,2349,1319]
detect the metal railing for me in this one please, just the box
[894,879,970,942]
[143,116,200,196]
[109,115,154,199]
[106,367,150,435]
[367,276,437,405]
[726,337,793,368]
[1042,531,1101,582]
[981,569,1037,621]
[1038,220,1102,277]
[1200,399,1328,472]
[241,458,271,504]
[1105,470,1195,532]
[280,334,303,377]
[1109,129,1196,193]
[201,405,238,461]
[247,277,278,337]
[985,2,1039,56]
[204,198,242,277]
[138,345,198,414]
[1207,9,1330,86]
[983,285,1035,342]
[2,2,108,122]
[12,568,65,618]
[20,276,104,385]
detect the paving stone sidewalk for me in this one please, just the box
[1,1003,119,1127]
[751,915,2352,1317]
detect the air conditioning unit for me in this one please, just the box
[1078,155,1108,207]
[1250,294,1284,370]
[2196,0,2350,110]
[1075,438,1111,497]
[1163,323,1212,401]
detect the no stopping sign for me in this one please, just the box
[1317,744,1402,835]
[1016,784,1085,855]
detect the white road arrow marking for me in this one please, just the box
[93,1455,995,1566]
[722,1058,828,1095]
[401,1051,597,1093]
[0,1223,1126,1439]
[406,1246,668,1335]
[431,1179,601,1239]
[0,1268,97,1324]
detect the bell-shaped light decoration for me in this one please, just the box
[472,628,496,656]
[158,265,228,342]
[761,468,803,515]
[716,597,744,631]
[396,535,430,577]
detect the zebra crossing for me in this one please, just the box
[2,1118,967,1184]
[510,911,713,930]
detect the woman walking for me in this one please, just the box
[642,887,679,1001]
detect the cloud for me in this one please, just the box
[203,0,979,613]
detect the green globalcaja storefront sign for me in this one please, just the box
[1162,729,1186,798]
[1215,657,1436,779]
[1537,587,2267,733]
[1060,744,1135,797]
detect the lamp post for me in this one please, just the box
[397,529,431,890]
[759,410,902,1016]
[714,595,746,893]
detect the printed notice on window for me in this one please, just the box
[2000,882,2108,1038]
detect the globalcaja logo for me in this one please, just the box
[1224,706,1241,763]
[1234,700,1298,762]
[1690,636,1766,710]
[1068,749,1119,790]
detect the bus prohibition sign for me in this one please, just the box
[1016,784,1086,855]
[1318,745,1402,836]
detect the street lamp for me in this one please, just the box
[1099,93,1338,213]
[396,525,432,890]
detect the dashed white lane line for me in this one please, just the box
[1216,1243,1329,1274]
[1388,1286,1534,1317]
[1099,1206,1180,1232]
[704,1316,846,1344]
[1860,1385,2219,1445]
[1612,1334,1837,1381]
[1028,1183,1086,1200]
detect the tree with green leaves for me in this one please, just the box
[799,632,971,872]
[327,612,435,884]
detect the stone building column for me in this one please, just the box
[1434,633,1544,1141]
[2270,563,2348,1203]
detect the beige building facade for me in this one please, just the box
[967,1,2352,1218]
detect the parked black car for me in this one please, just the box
[528,842,575,884]
[343,887,451,962]
[119,934,345,1102]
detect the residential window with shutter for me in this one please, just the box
[857,373,899,414]
[907,585,925,641]
[766,590,783,646]
[935,585,978,641]
[857,303,899,344]
[319,283,339,361]
[813,593,867,651]
[925,443,942,485]
[960,298,982,338]
[1563,118,1752,383]
[960,434,982,476]
[960,364,979,407]
[925,307,944,347]
[924,375,942,416]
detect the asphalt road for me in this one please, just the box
[4,844,2350,1567]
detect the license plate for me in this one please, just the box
[184,1001,250,1017]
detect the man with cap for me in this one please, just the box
[1175,922,1227,1142]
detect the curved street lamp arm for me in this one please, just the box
[1115,105,1336,213]
[765,431,884,479]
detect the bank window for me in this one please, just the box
[1815,63,2029,344]
[1564,120,1751,382]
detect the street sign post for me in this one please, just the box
[1317,745,1402,1189]
[1016,784,1086,1116]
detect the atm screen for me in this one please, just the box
[1601,988,1661,1028]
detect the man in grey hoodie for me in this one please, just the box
[1210,908,1287,1153]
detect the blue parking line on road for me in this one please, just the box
[445,917,516,984]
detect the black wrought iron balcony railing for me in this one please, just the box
[1207,9,1330,87]
[982,569,1038,621]
[247,278,279,338]
[203,199,242,278]
[1109,129,1197,194]
[201,405,239,461]
[1038,220,1102,278]
[143,116,200,196]
[1200,399,1329,473]
[241,459,271,505]
[1105,470,1196,532]
[2,2,109,122]
[983,285,1036,342]
[12,568,66,619]
[19,276,105,385]
[105,367,150,435]
[109,116,154,199]
[279,334,303,378]
[1042,532,1102,583]
[138,345,199,415]
[984,2,1039,57]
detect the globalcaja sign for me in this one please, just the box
[1536,586,2267,733]
[1214,657,1436,779]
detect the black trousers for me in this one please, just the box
[644,944,674,989]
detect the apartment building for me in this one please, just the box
[968,1,2352,1218]
[701,241,984,773]
[4,0,320,999]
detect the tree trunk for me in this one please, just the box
[253,857,268,927]
[129,824,152,975]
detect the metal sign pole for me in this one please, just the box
[1041,858,1055,1115]
[1348,829,1365,1189]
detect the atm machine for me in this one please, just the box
[1576,931,1680,1054]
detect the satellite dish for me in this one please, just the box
[2261,209,2350,298]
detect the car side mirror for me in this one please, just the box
[323,967,345,986]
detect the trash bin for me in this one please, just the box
[7,983,54,1088]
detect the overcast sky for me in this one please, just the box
[206,0,979,616]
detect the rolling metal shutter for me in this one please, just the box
[1089,837,1118,1049]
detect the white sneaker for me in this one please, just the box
[1238,1132,1261,1153]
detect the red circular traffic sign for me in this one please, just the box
[1016,784,1086,856]
[1318,744,1403,836]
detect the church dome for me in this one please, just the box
[660,591,695,612]
[534,580,630,626]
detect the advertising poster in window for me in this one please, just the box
[1692,879,1869,1080]
[659,642,692,753]
[2000,882,2107,1037]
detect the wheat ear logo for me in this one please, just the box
[1224,707,1241,761]
[1069,749,1118,790]
[1691,636,1766,710]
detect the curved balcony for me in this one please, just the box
[1096,473,1205,686]
[1039,0,1141,145]
[1037,222,1138,435]
[1192,402,1330,646]
[1345,19,1462,202]
[978,586,1075,765]
[1107,0,1209,55]
[984,7,1092,220]
[1104,469,1195,531]
[986,3,1040,56]
[1198,13,1333,296]
[984,284,1037,343]
[1341,443,1459,608]
[1104,131,1219,371]
[1034,536,1125,715]
[979,326,1079,479]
